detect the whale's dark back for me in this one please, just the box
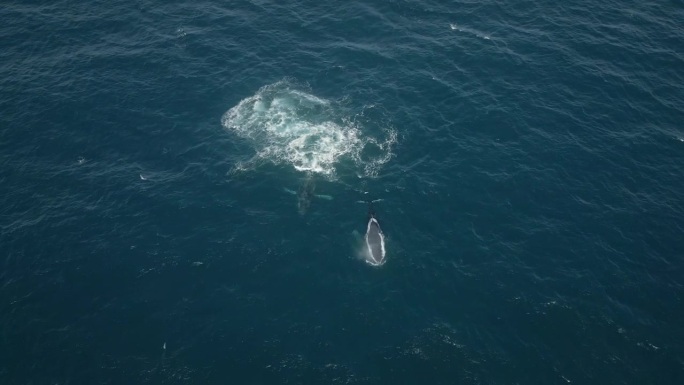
[297,178,314,215]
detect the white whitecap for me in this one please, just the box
[221,80,396,178]
[450,23,492,41]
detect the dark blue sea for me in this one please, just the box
[2,0,684,383]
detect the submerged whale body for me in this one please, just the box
[283,177,334,215]
[365,211,386,266]
[297,177,315,215]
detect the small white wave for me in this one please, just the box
[222,80,396,178]
[450,23,491,40]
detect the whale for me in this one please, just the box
[297,177,315,215]
[365,203,386,265]
[283,176,334,215]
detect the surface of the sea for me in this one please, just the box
[2,0,684,383]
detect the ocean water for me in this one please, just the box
[2,0,683,383]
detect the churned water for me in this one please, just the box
[2,0,683,383]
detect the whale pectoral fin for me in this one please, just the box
[284,188,297,195]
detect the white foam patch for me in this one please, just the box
[222,80,395,178]
[450,23,492,40]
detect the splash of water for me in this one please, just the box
[221,80,396,178]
